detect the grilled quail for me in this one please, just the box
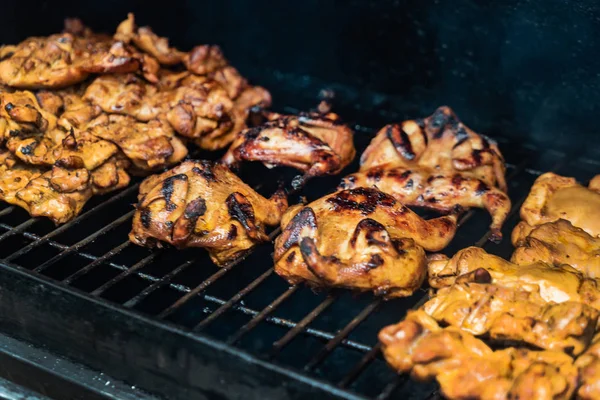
[223,110,356,182]
[428,246,600,309]
[273,188,457,298]
[360,106,507,192]
[512,219,600,278]
[379,310,578,400]
[423,282,598,356]
[129,160,288,265]
[520,172,600,237]
[339,166,511,240]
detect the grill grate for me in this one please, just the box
[0,84,598,399]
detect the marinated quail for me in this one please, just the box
[428,246,600,308]
[339,166,511,240]
[379,310,578,400]
[512,219,600,278]
[223,110,356,182]
[360,106,507,192]
[520,172,600,237]
[129,160,288,265]
[273,188,457,298]
[423,282,598,356]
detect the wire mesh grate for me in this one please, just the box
[0,95,595,399]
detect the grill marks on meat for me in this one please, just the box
[351,106,509,241]
[222,110,355,181]
[379,310,579,400]
[339,166,511,240]
[273,188,458,298]
[129,160,287,265]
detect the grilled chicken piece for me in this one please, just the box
[0,91,57,140]
[576,333,600,399]
[512,219,600,278]
[223,111,356,182]
[57,93,102,130]
[129,160,288,265]
[273,188,457,298]
[423,282,598,356]
[0,28,158,89]
[360,106,507,192]
[87,114,187,172]
[184,45,229,75]
[83,73,237,150]
[379,310,578,400]
[428,246,600,308]
[520,172,600,237]
[339,166,511,241]
[115,13,184,65]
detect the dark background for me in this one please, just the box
[2,0,600,148]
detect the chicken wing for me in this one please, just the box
[360,106,507,192]
[423,282,598,356]
[86,114,187,172]
[273,188,457,298]
[520,172,600,237]
[223,110,356,182]
[339,166,511,241]
[379,310,578,400]
[129,160,288,265]
[512,219,600,278]
[428,246,600,308]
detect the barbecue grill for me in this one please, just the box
[0,1,599,399]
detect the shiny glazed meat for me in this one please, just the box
[379,310,578,400]
[360,106,507,192]
[520,172,600,237]
[273,188,457,298]
[428,246,600,308]
[512,219,600,278]
[423,282,598,356]
[222,110,355,183]
[339,166,511,241]
[129,160,288,265]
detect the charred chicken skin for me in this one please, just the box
[520,172,600,237]
[339,166,511,241]
[273,188,457,298]
[423,282,599,356]
[129,160,288,265]
[379,310,578,400]
[222,110,356,182]
[428,246,600,309]
[512,219,600,278]
[360,106,507,192]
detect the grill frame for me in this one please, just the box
[0,68,597,399]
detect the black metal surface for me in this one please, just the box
[0,71,597,398]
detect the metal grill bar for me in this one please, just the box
[0,206,15,218]
[269,294,339,357]
[62,241,131,284]
[90,251,161,296]
[304,298,382,371]
[4,184,138,262]
[0,218,37,244]
[227,285,299,345]
[193,268,274,331]
[123,258,197,308]
[338,343,382,388]
[34,211,134,273]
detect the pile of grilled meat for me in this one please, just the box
[3,16,600,400]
